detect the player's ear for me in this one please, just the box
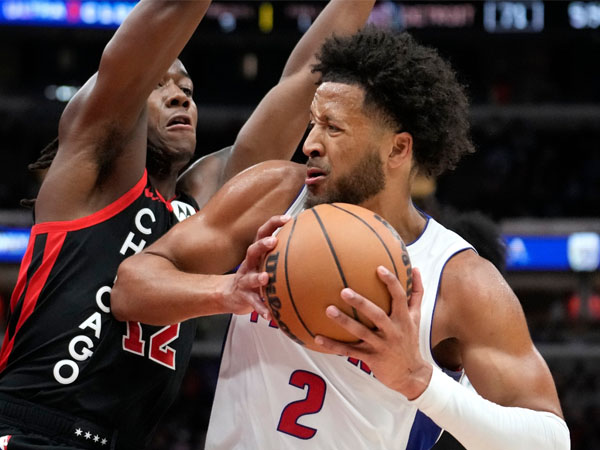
[388,132,412,169]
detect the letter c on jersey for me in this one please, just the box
[120,208,156,255]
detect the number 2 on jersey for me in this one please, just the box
[122,321,179,370]
[278,370,327,439]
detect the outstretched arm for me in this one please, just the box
[111,161,305,325]
[37,0,212,222]
[178,0,375,208]
[315,253,569,449]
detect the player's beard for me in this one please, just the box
[305,149,386,209]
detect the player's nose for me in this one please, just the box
[166,88,190,109]
[302,126,325,158]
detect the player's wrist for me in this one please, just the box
[395,362,433,400]
[211,274,237,314]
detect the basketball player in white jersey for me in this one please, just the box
[111,27,570,449]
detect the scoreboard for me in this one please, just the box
[0,0,599,33]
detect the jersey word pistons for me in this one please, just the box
[0,171,198,449]
[206,189,473,450]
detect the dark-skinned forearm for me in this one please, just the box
[111,251,232,326]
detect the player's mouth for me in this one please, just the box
[166,114,194,132]
[305,167,327,186]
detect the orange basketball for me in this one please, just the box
[260,202,412,352]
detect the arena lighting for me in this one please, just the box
[0,228,30,263]
[44,84,80,102]
[483,1,545,32]
[568,1,600,29]
[258,2,273,33]
[0,226,598,272]
[217,11,236,33]
[368,1,477,30]
[505,233,600,272]
[0,0,136,27]
[0,1,597,32]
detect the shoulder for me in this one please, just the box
[178,148,306,209]
[177,147,232,208]
[214,160,305,206]
[193,160,304,228]
[443,250,512,300]
[243,160,306,185]
[437,249,524,341]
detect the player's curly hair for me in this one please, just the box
[312,26,475,177]
[20,137,59,208]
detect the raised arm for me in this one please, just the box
[111,161,305,325]
[178,0,375,208]
[36,0,211,222]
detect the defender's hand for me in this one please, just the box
[226,215,291,318]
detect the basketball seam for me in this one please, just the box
[330,204,400,278]
[284,217,316,339]
[311,208,361,322]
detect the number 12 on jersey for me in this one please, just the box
[122,321,180,369]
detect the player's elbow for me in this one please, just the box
[111,257,139,322]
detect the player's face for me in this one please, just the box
[303,82,387,209]
[146,59,198,162]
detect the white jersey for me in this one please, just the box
[206,189,474,450]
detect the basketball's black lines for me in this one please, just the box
[284,216,316,338]
[330,204,400,278]
[311,208,360,322]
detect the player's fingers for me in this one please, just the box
[233,273,269,314]
[242,292,270,319]
[234,271,271,319]
[255,215,291,240]
[250,294,271,320]
[341,288,391,329]
[244,236,277,270]
[238,271,269,289]
[313,334,366,358]
[325,301,381,345]
[377,266,409,319]
[407,267,424,311]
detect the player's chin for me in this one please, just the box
[304,191,328,209]
[166,138,196,160]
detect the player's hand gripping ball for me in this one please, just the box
[260,203,412,352]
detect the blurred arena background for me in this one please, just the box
[0,0,598,448]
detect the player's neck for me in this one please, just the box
[362,191,426,245]
[149,173,178,201]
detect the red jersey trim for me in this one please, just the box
[153,188,174,213]
[31,171,148,235]
[0,232,67,372]
[9,237,34,312]
[143,186,174,212]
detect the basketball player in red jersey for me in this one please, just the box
[0,0,376,448]
[112,27,569,449]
